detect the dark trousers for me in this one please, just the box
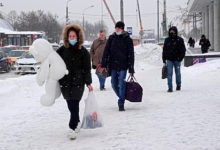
[66,99,80,130]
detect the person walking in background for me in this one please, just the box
[188,37,195,48]
[199,35,211,54]
[90,30,107,91]
[162,26,186,92]
[56,24,93,139]
[100,21,135,111]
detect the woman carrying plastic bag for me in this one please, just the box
[81,92,103,129]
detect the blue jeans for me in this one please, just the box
[111,70,127,107]
[97,75,106,88]
[167,60,181,89]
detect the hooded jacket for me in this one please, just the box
[56,24,92,100]
[199,35,211,53]
[162,26,186,63]
[101,31,135,73]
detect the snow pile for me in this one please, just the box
[134,44,163,69]
[183,58,220,76]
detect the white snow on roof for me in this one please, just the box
[0,19,42,35]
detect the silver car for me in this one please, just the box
[14,52,40,74]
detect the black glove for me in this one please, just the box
[92,65,97,69]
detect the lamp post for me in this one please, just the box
[157,0,160,43]
[66,0,72,25]
[83,5,94,31]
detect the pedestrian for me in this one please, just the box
[90,30,107,91]
[188,37,195,48]
[100,21,135,111]
[199,35,211,54]
[56,24,93,139]
[162,26,186,92]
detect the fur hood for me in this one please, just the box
[62,24,84,49]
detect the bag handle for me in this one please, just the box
[127,75,137,82]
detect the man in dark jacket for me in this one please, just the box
[101,21,135,111]
[188,37,195,48]
[199,35,211,53]
[162,26,186,92]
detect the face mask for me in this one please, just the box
[116,31,122,35]
[170,33,176,38]
[69,39,77,46]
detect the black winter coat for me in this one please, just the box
[57,45,92,100]
[101,32,135,73]
[199,38,210,53]
[162,36,186,63]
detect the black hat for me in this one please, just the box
[115,21,125,30]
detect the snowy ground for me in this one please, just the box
[1,44,220,150]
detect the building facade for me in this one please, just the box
[188,0,220,51]
[0,19,44,47]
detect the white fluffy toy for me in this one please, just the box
[30,39,68,106]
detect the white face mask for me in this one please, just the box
[116,31,122,35]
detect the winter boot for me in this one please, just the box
[100,87,106,91]
[67,129,77,140]
[167,88,173,92]
[119,105,125,111]
[176,86,181,91]
[75,122,81,133]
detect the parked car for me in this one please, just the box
[8,50,27,68]
[0,51,10,72]
[14,52,40,74]
[0,45,22,55]
[51,43,60,51]
[21,46,30,50]
[83,41,92,52]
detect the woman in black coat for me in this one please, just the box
[57,24,93,139]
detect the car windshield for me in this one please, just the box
[8,51,25,57]
[21,52,34,59]
[0,47,15,53]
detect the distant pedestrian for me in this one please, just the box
[188,37,195,48]
[199,35,211,54]
[56,24,93,139]
[90,30,107,91]
[100,21,135,111]
[162,26,186,92]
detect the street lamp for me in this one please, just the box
[83,5,94,31]
[66,0,72,25]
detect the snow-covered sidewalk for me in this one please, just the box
[0,44,220,150]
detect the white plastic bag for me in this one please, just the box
[81,92,103,129]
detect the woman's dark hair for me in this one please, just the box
[67,27,79,39]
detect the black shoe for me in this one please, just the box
[119,105,125,111]
[176,86,181,91]
[167,88,173,92]
[100,87,106,91]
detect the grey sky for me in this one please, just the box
[1,0,188,35]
